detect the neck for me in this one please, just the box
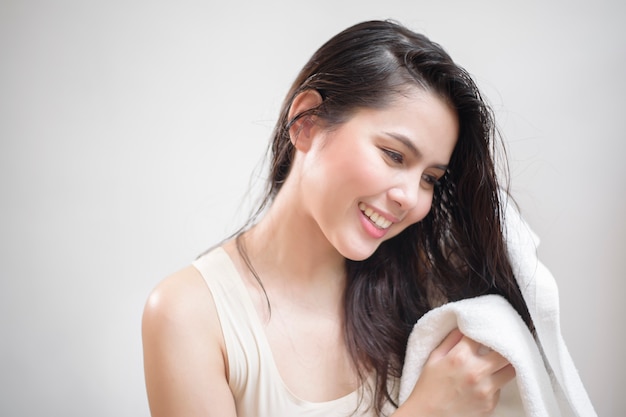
[240,185,347,305]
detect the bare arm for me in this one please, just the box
[392,329,514,417]
[142,266,237,417]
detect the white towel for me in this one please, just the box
[398,197,597,416]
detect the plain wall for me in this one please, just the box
[1,0,624,415]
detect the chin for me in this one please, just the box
[339,244,380,262]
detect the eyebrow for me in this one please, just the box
[383,131,449,171]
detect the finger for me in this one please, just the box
[459,335,489,355]
[477,344,492,356]
[483,350,513,373]
[491,363,516,388]
[430,328,464,359]
[463,339,510,371]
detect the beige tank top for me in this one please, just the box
[192,247,378,417]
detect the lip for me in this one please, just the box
[359,209,389,239]
[357,202,398,239]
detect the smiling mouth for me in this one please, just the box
[358,203,392,229]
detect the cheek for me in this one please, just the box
[405,194,434,225]
[417,196,434,220]
[330,152,382,193]
[383,194,434,243]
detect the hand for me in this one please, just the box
[400,328,515,417]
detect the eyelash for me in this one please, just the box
[421,174,441,188]
[381,147,444,189]
[382,148,404,164]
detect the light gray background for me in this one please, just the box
[1,0,624,416]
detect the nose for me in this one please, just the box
[387,176,420,210]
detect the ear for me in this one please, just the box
[287,89,323,152]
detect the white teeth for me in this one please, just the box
[375,216,391,229]
[358,203,392,229]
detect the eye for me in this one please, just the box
[420,173,441,189]
[381,148,404,164]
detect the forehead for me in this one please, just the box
[358,90,458,149]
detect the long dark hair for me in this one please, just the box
[240,20,533,415]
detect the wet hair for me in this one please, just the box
[238,20,533,415]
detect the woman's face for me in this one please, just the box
[297,89,459,261]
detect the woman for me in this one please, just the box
[142,20,533,416]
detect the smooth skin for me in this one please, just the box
[142,88,515,417]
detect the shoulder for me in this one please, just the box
[143,264,216,333]
[142,261,228,365]
[142,263,235,416]
[143,244,235,325]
